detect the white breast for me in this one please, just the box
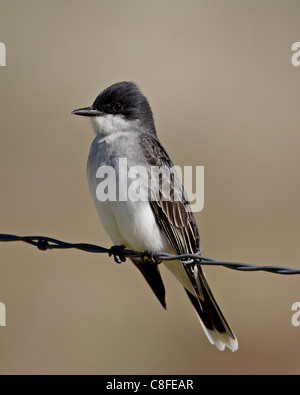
[87,128,196,296]
[87,131,170,253]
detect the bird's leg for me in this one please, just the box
[109,245,126,264]
[141,251,161,265]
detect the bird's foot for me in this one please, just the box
[109,245,126,264]
[141,251,161,265]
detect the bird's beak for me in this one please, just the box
[71,106,103,117]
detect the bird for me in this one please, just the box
[72,81,238,352]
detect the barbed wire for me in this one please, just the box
[0,233,300,275]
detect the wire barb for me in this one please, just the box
[0,233,300,275]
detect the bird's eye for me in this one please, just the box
[113,103,123,113]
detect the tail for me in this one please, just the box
[131,257,166,309]
[184,263,238,352]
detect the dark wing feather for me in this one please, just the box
[139,133,200,255]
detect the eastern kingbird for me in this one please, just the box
[72,81,238,352]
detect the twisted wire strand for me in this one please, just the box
[1,233,300,275]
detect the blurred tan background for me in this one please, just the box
[0,0,299,375]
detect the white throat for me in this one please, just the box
[90,114,141,137]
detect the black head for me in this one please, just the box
[72,81,156,134]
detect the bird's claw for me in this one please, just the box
[109,245,126,264]
[141,251,161,264]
